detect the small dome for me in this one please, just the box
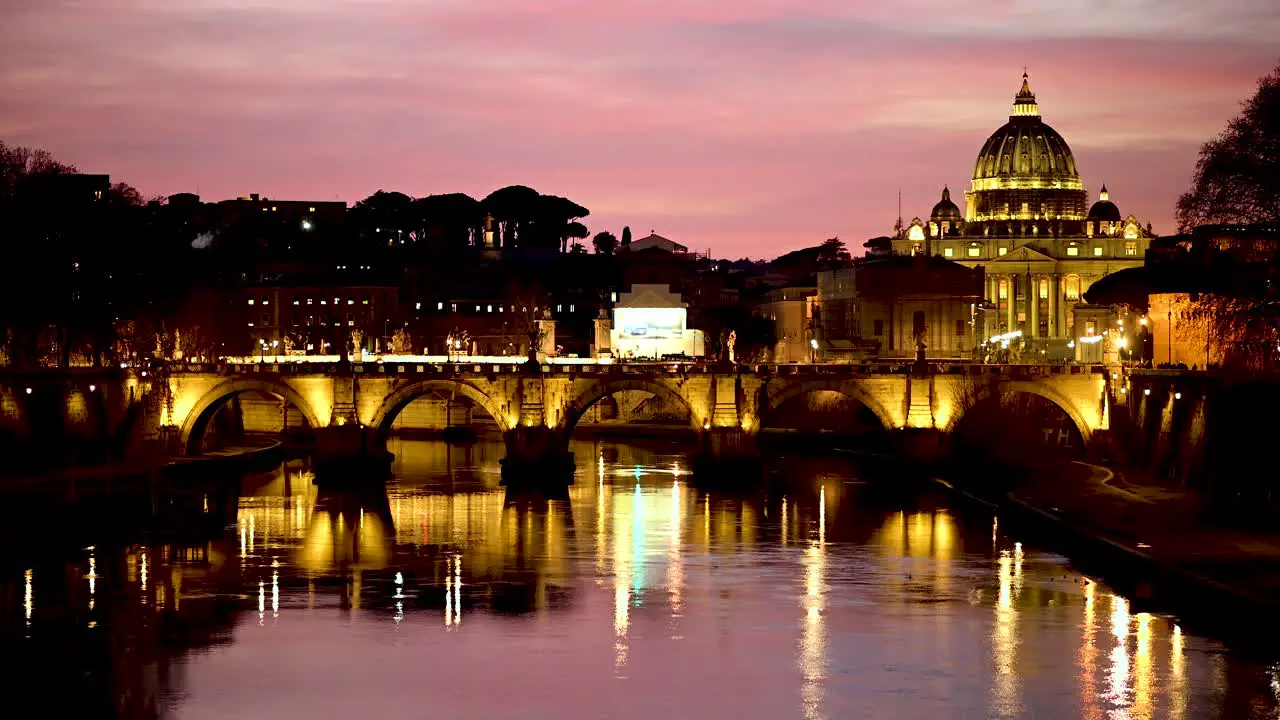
[930,186,963,222]
[1087,185,1121,222]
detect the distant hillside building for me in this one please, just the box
[628,232,688,254]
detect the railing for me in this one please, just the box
[145,360,1109,379]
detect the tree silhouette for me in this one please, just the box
[482,185,541,248]
[1176,61,1280,231]
[592,231,618,255]
[621,225,632,247]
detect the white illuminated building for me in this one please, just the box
[610,285,705,360]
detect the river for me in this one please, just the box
[3,436,1279,719]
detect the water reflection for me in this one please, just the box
[5,437,1280,718]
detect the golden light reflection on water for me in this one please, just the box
[800,484,827,720]
[1079,580,1100,720]
[1108,594,1131,712]
[1170,624,1187,719]
[993,549,1020,716]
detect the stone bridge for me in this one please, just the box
[157,360,1116,475]
[0,361,1117,481]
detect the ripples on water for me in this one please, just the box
[3,437,1280,719]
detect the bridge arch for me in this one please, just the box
[371,379,512,436]
[948,379,1095,450]
[562,377,701,435]
[180,378,321,455]
[762,379,895,432]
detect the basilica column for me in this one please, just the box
[1049,275,1060,339]
[1029,275,1040,339]
[1006,275,1016,332]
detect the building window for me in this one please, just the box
[1065,276,1081,301]
[1067,244,1079,257]
[1018,312,1026,322]
[487,305,493,312]
[1093,246,1103,257]
[943,247,954,258]
[967,245,981,257]
[415,302,421,310]
[873,319,884,337]
[1125,242,1138,256]
[998,246,1008,256]
[261,313,269,325]
[307,316,313,326]
[437,302,444,310]
[955,319,965,337]
[1039,279,1049,299]
[998,279,1009,300]
[911,243,922,255]
[292,314,298,327]
[1085,320,1097,335]
[307,298,313,305]
[248,298,255,305]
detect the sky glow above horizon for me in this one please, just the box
[2,0,1276,257]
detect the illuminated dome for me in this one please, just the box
[1087,185,1122,222]
[967,74,1088,223]
[930,186,963,223]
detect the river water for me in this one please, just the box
[4,436,1279,719]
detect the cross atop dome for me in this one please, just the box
[1011,71,1040,118]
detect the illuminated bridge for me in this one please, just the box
[0,360,1119,481]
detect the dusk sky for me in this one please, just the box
[3,1,1277,258]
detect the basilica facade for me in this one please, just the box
[890,74,1152,354]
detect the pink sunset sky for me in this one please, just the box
[2,0,1276,258]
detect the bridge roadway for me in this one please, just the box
[0,360,1117,483]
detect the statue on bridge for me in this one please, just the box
[717,329,737,366]
[913,322,928,373]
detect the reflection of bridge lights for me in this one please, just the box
[272,571,279,617]
[258,581,265,624]
[24,569,32,625]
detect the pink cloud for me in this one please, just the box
[0,0,1274,257]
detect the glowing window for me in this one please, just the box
[1065,276,1081,301]
[247,299,254,305]
[1039,279,1049,299]
[1094,246,1103,257]
[1125,242,1138,256]
[998,280,1009,300]
[943,247,954,258]
[968,245,981,257]
[998,247,1008,256]
[1067,244,1079,256]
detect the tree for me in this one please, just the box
[621,225,632,247]
[592,231,618,255]
[1176,62,1280,231]
[482,185,541,248]
[817,236,852,269]
[412,193,482,249]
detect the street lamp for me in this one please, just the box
[810,338,818,364]
[271,339,279,362]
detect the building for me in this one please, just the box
[758,287,817,363]
[627,232,688,254]
[609,284,705,359]
[891,74,1153,358]
[816,256,985,361]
